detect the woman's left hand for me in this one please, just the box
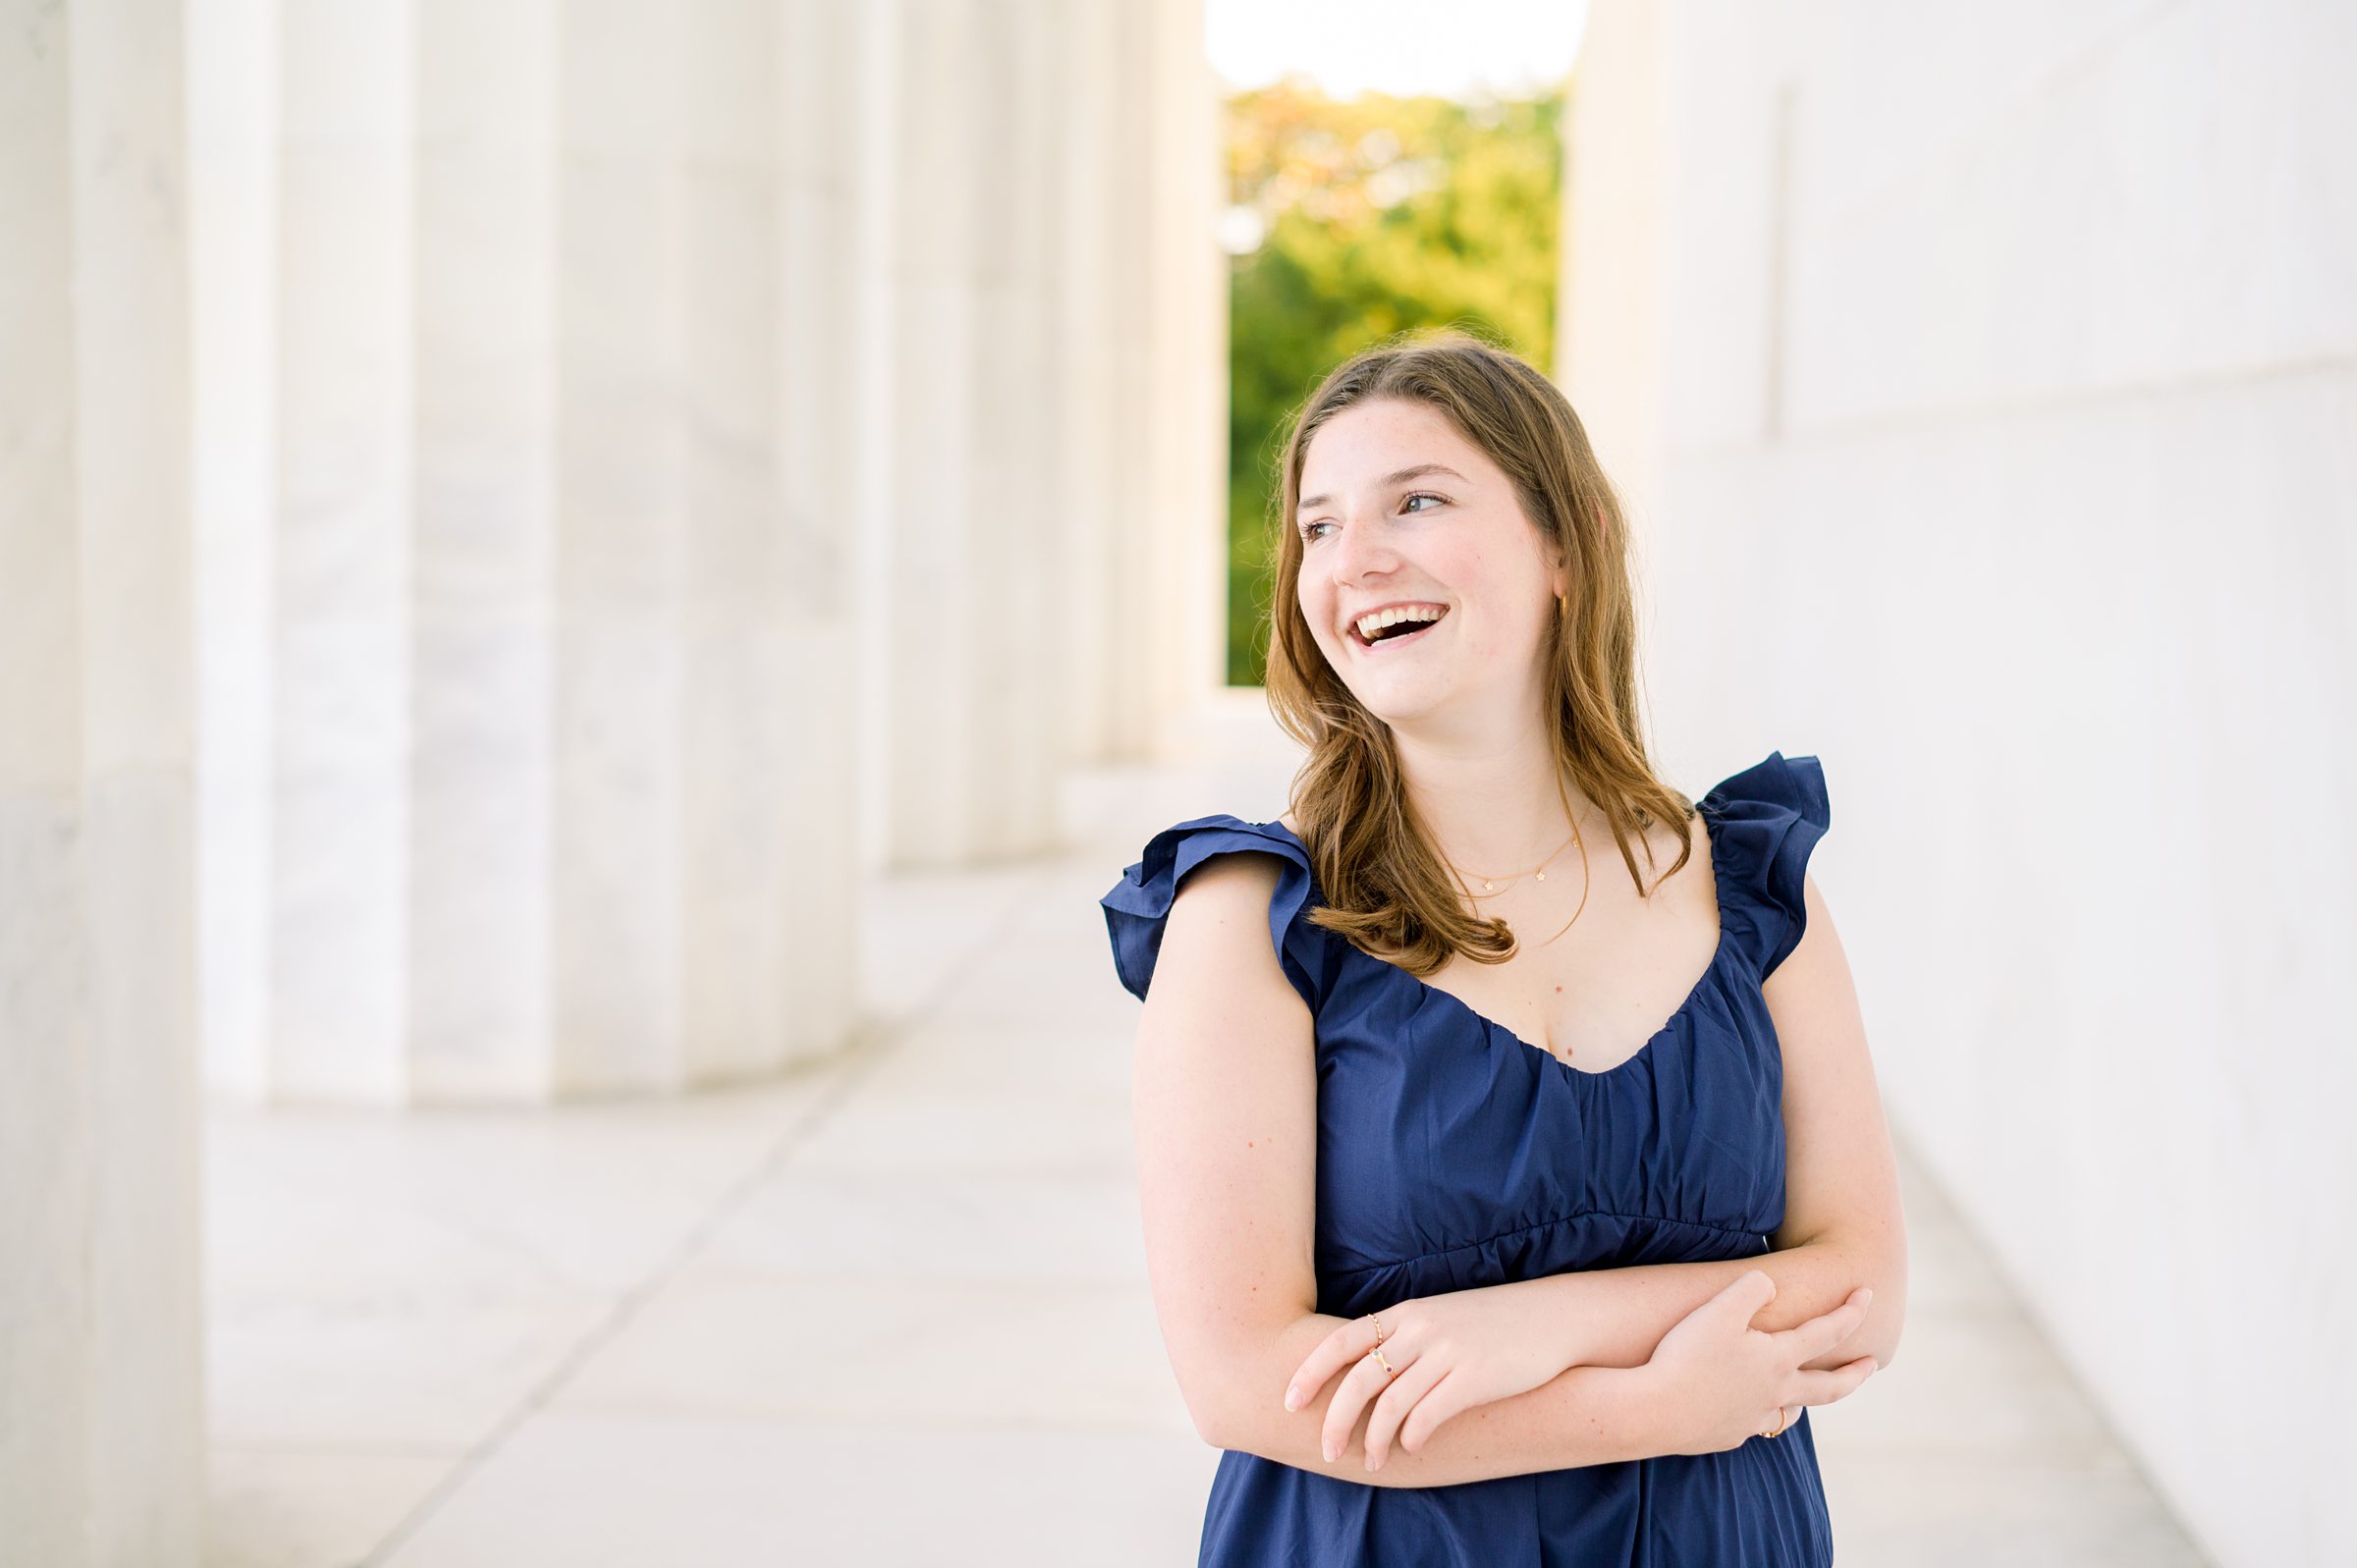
[1282,1280,1580,1471]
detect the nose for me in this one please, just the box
[1325,513,1400,585]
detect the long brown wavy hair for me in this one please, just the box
[1264,328,1699,977]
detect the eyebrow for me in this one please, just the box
[1297,463,1469,514]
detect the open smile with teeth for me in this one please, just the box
[1349,604,1449,652]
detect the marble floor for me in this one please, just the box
[202,721,2215,1567]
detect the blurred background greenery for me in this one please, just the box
[1223,75,1567,685]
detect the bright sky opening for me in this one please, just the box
[1206,0,1591,99]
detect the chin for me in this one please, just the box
[1349,681,1453,729]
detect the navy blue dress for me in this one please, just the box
[1099,751,1835,1567]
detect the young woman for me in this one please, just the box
[1099,333,1906,1565]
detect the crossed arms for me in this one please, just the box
[1129,854,1906,1487]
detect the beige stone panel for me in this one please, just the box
[409,605,555,1101]
[550,606,682,1090]
[190,0,281,1099]
[0,795,96,1563]
[1046,0,1124,765]
[872,0,981,865]
[270,0,417,1103]
[1559,0,1669,532]
[0,10,77,797]
[674,0,803,1081]
[772,0,864,1073]
[1095,0,1172,758]
[678,618,800,1082]
[78,778,203,1559]
[550,0,682,1094]
[1046,0,1228,764]
[0,1,203,1560]
[964,0,1063,858]
[409,0,560,1102]
[72,0,206,1549]
[1141,0,1226,739]
[775,0,861,621]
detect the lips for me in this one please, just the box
[1349,607,1449,654]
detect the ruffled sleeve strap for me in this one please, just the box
[1099,815,1326,1012]
[1699,751,1831,981]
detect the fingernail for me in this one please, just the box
[1321,1442,1336,1463]
[1858,1288,1874,1306]
[1283,1388,1299,1411]
[1364,1454,1379,1472]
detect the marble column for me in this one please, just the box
[1045,0,1125,766]
[0,2,205,1561]
[191,0,863,1103]
[860,0,1055,865]
[188,0,1220,1095]
[861,0,1227,872]
[1088,0,1225,764]
[1137,0,1229,752]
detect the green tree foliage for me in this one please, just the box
[1224,76,1566,685]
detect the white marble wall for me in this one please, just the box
[1564,4,2355,1563]
[0,2,204,1562]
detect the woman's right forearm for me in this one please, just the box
[1207,1311,1683,1487]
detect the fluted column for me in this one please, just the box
[1045,0,1124,766]
[1139,0,1228,747]
[863,0,1054,864]
[0,1,204,1560]
[1076,0,1225,765]
[191,0,863,1102]
[864,0,1225,865]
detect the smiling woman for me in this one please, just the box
[1099,330,1903,1568]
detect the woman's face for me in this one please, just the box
[1293,398,1563,733]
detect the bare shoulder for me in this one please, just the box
[1165,848,1284,918]
[1151,844,1296,1006]
[1768,870,1849,997]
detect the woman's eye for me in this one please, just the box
[1298,494,1442,542]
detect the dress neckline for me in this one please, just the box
[1259,797,1736,1080]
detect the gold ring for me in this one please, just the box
[1369,1344,1398,1379]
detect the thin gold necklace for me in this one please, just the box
[1450,823,1579,893]
[1441,773,1594,945]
